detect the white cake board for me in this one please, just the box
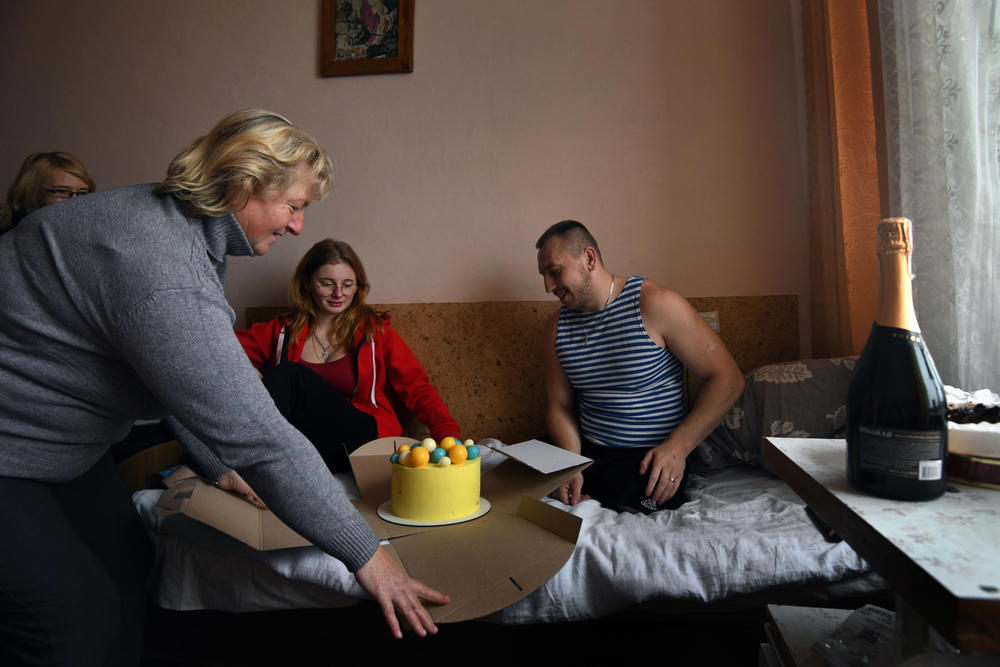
[376,498,491,527]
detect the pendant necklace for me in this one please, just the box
[581,276,615,347]
[312,331,331,361]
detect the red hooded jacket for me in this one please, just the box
[236,313,461,441]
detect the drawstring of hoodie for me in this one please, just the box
[368,338,377,407]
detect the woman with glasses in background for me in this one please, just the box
[1,151,96,233]
[181,238,460,489]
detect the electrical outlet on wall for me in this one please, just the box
[699,310,720,333]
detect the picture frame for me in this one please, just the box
[320,0,414,77]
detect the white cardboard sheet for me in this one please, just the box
[497,439,592,475]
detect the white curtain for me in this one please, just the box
[877,0,1000,390]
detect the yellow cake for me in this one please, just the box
[388,438,482,522]
[390,457,481,522]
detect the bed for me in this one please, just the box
[130,349,888,622]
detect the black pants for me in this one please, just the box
[261,362,378,474]
[580,441,691,513]
[0,454,152,666]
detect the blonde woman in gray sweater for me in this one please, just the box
[0,109,447,665]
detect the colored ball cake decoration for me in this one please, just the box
[389,437,482,522]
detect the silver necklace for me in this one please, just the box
[312,331,331,361]
[581,276,615,346]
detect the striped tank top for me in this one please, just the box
[556,275,686,448]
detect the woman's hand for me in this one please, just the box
[355,546,450,638]
[215,470,267,509]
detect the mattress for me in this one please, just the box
[134,441,885,620]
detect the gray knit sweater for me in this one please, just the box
[0,185,378,572]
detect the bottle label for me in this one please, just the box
[856,425,944,481]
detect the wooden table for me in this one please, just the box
[763,437,1000,656]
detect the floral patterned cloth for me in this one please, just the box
[694,357,858,470]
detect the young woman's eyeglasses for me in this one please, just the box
[44,187,91,200]
[314,279,357,295]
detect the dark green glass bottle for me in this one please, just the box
[846,218,947,500]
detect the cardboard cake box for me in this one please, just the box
[156,437,590,622]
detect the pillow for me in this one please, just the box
[693,356,858,470]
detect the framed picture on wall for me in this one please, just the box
[321,0,414,77]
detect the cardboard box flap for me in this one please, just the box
[350,498,427,541]
[348,437,421,540]
[442,544,579,621]
[349,438,404,501]
[515,495,582,543]
[154,479,191,513]
[482,458,589,514]
[389,499,581,623]
[499,439,591,474]
[163,464,199,487]
[156,477,310,551]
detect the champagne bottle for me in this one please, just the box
[846,217,948,500]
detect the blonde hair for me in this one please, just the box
[156,109,333,217]
[5,151,96,225]
[286,239,383,350]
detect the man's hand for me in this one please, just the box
[639,442,687,505]
[215,469,266,509]
[558,471,591,505]
[355,546,450,638]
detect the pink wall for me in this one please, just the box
[0,0,810,350]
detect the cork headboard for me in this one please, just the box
[245,296,799,444]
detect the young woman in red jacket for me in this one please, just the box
[237,238,461,472]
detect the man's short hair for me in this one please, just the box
[535,220,602,262]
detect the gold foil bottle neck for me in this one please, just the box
[874,216,919,332]
[876,217,912,255]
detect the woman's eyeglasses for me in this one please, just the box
[315,280,358,295]
[45,187,91,200]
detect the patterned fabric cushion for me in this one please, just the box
[693,356,858,470]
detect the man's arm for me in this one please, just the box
[638,281,745,504]
[542,312,590,505]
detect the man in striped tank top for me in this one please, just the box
[536,221,744,513]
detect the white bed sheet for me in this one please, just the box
[135,441,884,621]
